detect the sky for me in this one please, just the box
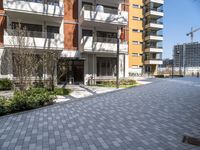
[163,0,200,58]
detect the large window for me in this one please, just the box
[47,26,59,38]
[11,22,42,37]
[97,57,116,77]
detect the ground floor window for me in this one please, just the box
[12,53,43,78]
[97,57,116,77]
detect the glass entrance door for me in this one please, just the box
[57,60,84,84]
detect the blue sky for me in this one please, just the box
[163,0,200,58]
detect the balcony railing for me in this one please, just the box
[3,0,64,17]
[81,5,128,26]
[6,29,60,39]
[96,37,117,43]
[145,45,163,49]
[146,20,163,24]
[19,0,59,6]
[81,36,128,53]
[145,32,163,37]
[4,29,64,49]
[146,8,163,13]
[83,5,119,14]
[145,58,162,61]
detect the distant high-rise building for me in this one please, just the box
[173,42,200,68]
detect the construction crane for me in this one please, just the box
[186,27,200,42]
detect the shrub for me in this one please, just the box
[0,88,56,115]
[53,88,71,95]
[33,81,44,88]
[96,79,137,87]
[155,75,165,78]
[0,79,13,90]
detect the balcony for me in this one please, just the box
[81,36,128,53]
[145,32,163,41]
[81,6,128,27]
[145,0,164,5]
[144,59,163,65]
[145,20,164,29]
[3,0,64,17]
[4,30,64,50]
[145,8,164,18]
[144,47,163,53]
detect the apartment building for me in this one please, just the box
[129,0,164,75]
[0,0,128,84]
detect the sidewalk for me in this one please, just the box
[55,78,152,103]
[55,85,120,103]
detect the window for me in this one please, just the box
[97,57,116,77]
[132,4,142,8]
[11,22,42,37]
[82,29,93,37]
[132,65,139,68]
[47,26,59,38]
[132,16,143,21]
[132,53,139,57]
[82,2,93,11]
[132,29,143,33]
[132,41,143,45]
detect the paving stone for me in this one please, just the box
[0,78,199,150]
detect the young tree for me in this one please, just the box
[43,50,61,91]
[8,23,42,90]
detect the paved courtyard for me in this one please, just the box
[0,78,200,150]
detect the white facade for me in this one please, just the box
[80,0,129,84]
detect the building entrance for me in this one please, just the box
[57,59,84,84]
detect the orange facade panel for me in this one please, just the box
[64,0,78,51]
[0,1,6,47]
[64,0,78,21]
[64,24,78,50]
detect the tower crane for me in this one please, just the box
[186,27,200,42]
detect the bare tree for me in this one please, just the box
[43,50,60,91]
[8,23,42,90]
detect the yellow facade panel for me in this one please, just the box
[129,32,143,42]
[129,56,143,67]
[130,0,144,6]
[129,44,143,53]
[128,0,145,68]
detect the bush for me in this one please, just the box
[0,79,13,90]
[0,88,56,116]
[155,75,165,78]
[96,79,137,87]
[53,88,71,95]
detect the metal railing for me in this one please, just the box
[146,20,163,24]
[145,45,163,49]
[146,7,163,13]
[96,37,117,43]
[82,5,119,15]
[6,29,60,39]
[20,0,60,6]
[145,32,163,37]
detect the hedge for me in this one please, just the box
[0,79,13,91]
[0,88,56,116]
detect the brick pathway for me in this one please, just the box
[0,78,200,150]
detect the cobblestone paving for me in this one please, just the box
[0,78,200,150]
